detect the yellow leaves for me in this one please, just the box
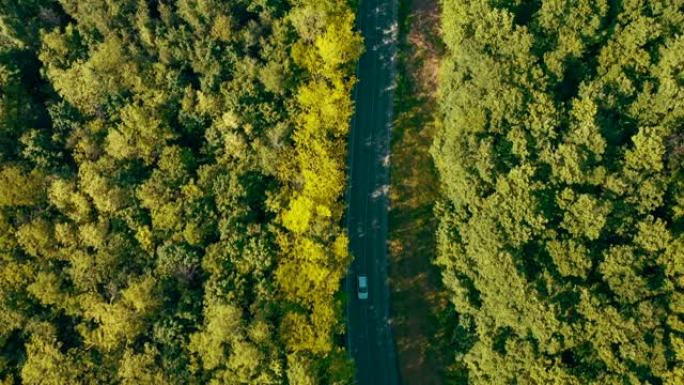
[286,353,318,385]
[314,11,363,75]
[301,166,344,204]
[210,14,233,43]
[80,301,144,352]
[296,77,354,136]
[291,8,361,77]
[118,345,170,385]
[289,5,328,43]
[225,339,263,379]
[122,276,158,313]
[278,195,349,302]
[20,325,81,385]
[188,304,243,371]
[135,225,154,253]
[599,245,649,304]
[195,90,221,116]
[79,160,129,213]
[281,312,315,353]
[182,221,204,246]
[49,179,92,223]
[78,220,108,249]
[668,314,684,333]
[277,0,360,366]
[188,302,282,384]
[291,41,318,73]
[222,131,248,159]
[39,24,81,70]
[316,204,332,218]
[221,110,240,129]
[151,202,183,232]
[546,239,591,279]
[297,238,326,264]
[275,253,326,303]
[16,218,55,259]
[78,276,157,352]
[635,216,671,253]
[276,232,348,303]
[248,319,272,345]
[282,195,313,234]
[275,230,350,356]
[0,260,32,298]
[569,96,606,157]
[27,272,64,308]
[332,233,349,260]
[104,128,132,160]
[280,311,333,354]
[181,181,202,200]
[279,299,342,356]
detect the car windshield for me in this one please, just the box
[358,276,367,291]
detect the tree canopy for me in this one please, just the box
[0,0,360,383]
[433,0,684,383]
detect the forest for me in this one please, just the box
[6,0,684,383]
[433,0,684,384]
[0,0,361,384]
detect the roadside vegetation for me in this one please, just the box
[388,0,461,384]
[0,0,360,383]
[433,0,684,383]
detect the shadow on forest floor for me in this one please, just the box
[387,0,461,384]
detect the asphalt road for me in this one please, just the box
[345,0,399,384]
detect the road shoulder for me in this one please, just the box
[387,0,455,383]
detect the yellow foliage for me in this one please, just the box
[118,345,170,385]
[122,276,158,313]
[276,3,360,367]
[296,78,354,135]
[281,195,313,234]
[332,233,349,260]
[211,14,233,42]
[280,311,328,353]
[316,204,332,218]
[315,11,363,76]
[135,225,154,253]
[188,304,243,371]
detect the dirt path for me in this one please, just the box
[388,0,451,384]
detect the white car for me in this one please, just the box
[357,275,369,300]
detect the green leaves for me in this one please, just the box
[435,0,684,382]
[0,166,45,206]
[557,190,610,240]
[0,0,359,383]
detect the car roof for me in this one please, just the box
[358,275,367,284]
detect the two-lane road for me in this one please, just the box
[345,0,399,384]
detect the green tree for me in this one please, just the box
[0,0,360,382]
[434,0,684,382]
[0,166,45,206]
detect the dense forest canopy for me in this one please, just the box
[433,0,684,384]
[0,0,361,384]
